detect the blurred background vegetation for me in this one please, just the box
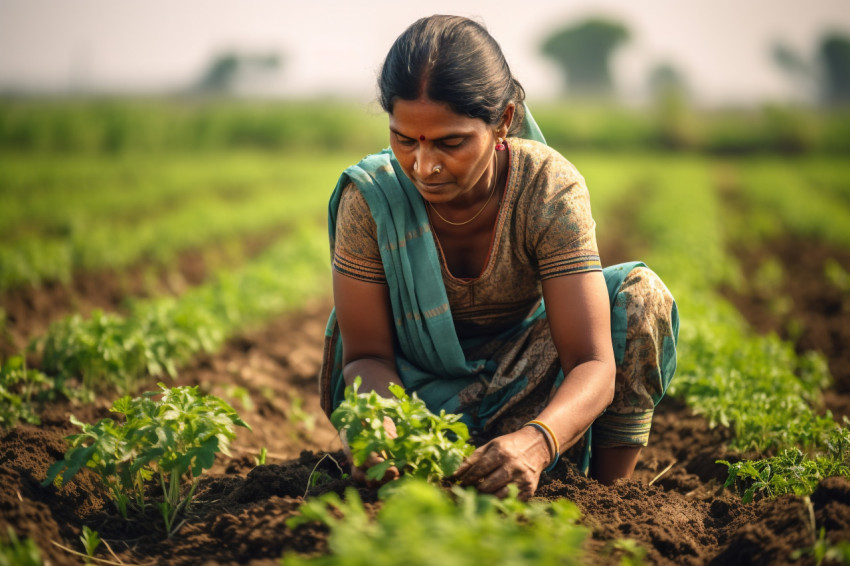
[2,97,848,155]
[1,12,848,156]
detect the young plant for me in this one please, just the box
[793,527,850,566]
[43,383,251,536]
[331,377,474,484]
[0,527,43,566]
[303,453,349,498]
[0,356,51,428]
[255,446,268,466]
[79,526,101,563]
[718,427,850,503]
[283,478,589,566]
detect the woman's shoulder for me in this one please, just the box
[338,181,372,217]
[510,137,583,176]
[345,148,396,180]
[508,138,586,197]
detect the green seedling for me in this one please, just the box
[0,356,51,428]
[225,385,254,411]
[255,446,268,466]
[79,526,101,563]
[0,527,43,566]
[283,479,589,565]
[718,426,850,503]
[792,526,850,566]
[43,383,251,536]
[331,377,474,485]
[287,393,316,434]
[303,453,349,498]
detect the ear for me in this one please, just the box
[496,103,515,138]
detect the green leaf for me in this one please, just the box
[365,459,395,482]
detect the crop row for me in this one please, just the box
[0,99,389,154]
[573,151,849,500]
[0,152,350,291]
[714,157,850,250]
[1,223,329,426]
[0,152,345,238]
[3,99,850,155]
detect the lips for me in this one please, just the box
[418,180,449,192]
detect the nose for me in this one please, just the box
[414,145,439,177]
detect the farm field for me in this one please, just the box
[2,100,850,565]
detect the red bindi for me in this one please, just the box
[419,135,426,141]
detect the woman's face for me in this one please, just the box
[389,97,507,206]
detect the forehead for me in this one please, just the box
[389,97,487,137]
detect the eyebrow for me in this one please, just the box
[389,128,466,141]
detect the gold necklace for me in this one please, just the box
[429,154,499,227]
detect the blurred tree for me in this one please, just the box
[771,41,817,103]
[540,18,630,97]
[772,42,811,78]
[648,62,699,149]
[819,33,850,104]
[772,33,850,105]
[648,63,688,101]
[194,51,282,94]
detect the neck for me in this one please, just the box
[429,152,501,227]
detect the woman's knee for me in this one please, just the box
[611,265,679,411]
[620,266,676,321]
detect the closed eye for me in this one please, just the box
[438,138,464,149]
[393,132,416,147]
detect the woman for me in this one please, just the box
[319,15,679,500]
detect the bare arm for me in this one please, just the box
[536,270,616,450]
[333,269,402,398]
[454,270,614,498]
[332,267,405,486]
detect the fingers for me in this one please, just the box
[452,447,480,478]
[340,421,400,486]
[491,484,533,501]
[382,415,398,439]
[479,470,536,501]
[349,462,399,487]
[454,443,503,482]
[346,450,400,487]
[454,437,540,501]
[475,466,510,493]
[366,464,399,488]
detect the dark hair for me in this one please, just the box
[378,15,526,135]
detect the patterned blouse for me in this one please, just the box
[332,137,602,340]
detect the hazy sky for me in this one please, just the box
[1,0,849,105]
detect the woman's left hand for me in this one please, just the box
[452,426,552,501]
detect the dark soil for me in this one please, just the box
[0,227,288,360]
[2,235,849,564]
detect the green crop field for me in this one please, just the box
[2,99,849,565]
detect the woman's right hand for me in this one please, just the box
[340,415,401,487]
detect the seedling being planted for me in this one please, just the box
[43,383,251,536]
[331,376,474,484]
